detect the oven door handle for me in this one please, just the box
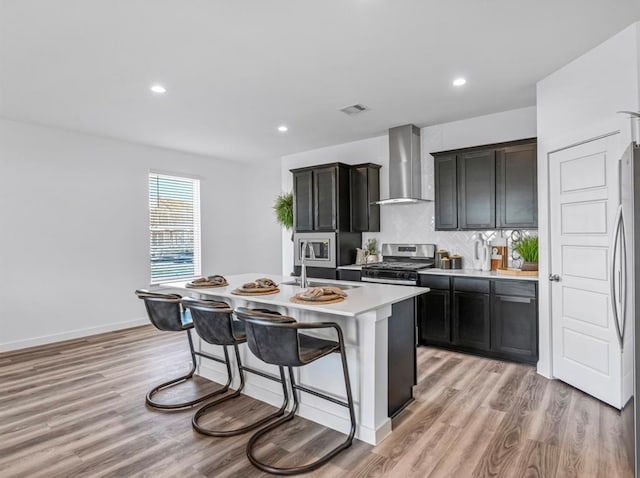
[361,277,417,286]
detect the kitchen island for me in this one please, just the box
[159,273,428,445]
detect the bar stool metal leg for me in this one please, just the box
[246,346,357,475]
[192,345,290,436]
[146,330,234,410]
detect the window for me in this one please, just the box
[148,173,201,283]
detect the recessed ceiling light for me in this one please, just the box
[277,125,289,133]
[150,84,167,94]
[452,78,467,87]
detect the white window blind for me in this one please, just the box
[148,173,201,283]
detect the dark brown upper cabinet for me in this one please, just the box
[293,170,314,231]
[291,162,379,232]
[432,138,537,231]
[434,155,457,230]
[496,143,538,229]
[313,166,339,231]
[350,163,381,232]
[458,149,496,229]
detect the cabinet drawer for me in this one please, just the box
[493,280,536,298]
[453,278,489,294]
[419,275,450,290]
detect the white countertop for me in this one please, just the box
[337,264,363,270]
[419,268,539,281]
[159,273,428,317]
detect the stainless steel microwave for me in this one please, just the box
[293,232,336,268]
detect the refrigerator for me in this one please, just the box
[620,141,640,476]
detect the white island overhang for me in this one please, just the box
[159,273,428,445]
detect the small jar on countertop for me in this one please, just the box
[440,257,451,269]
[450,255,463,269]
[435,250,449,269]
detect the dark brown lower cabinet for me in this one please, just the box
[452,291,491,351]
[491,292,538,363]
[337,269,361,282]
[418,276,538,364]
[418,290,450,346]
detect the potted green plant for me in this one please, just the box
[273,192,293,240]
[513,236,539,271]
[365,238,379,263]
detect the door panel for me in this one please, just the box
[562,287,609,328]
[560,201,608,234]
[559,152,607,192]
[496,143,538,228]
[491,294,537,361]
[452,291,490,350]
[562,328,610,375]
[458,149,495,229]
[313,167,337,231]
[294,171,313,232]
[418,290,450,346]
[434,155,458,230]
[550,133,622,408]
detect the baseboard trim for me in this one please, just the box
[0,317,149,353]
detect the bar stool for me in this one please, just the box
[235,307,356,476]
[181,298,290,436]
[134,290,233,410]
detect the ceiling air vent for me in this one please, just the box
[340,104,369,116]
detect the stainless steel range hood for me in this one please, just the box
[376,124,430,205]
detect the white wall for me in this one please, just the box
[536,22,640,378]
[0,119,281,351]
[280,106,537,274]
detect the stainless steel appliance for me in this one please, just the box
[361,243,436,285]
[292,231,362,280]
[620,141,640,475]
[293,232,336,268]
[376,125,431,205]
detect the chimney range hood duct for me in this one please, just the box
[377,124,430,205]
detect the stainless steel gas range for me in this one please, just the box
[361,243,436,285]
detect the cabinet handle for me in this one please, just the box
[495,295,533,304]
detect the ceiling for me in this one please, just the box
[1,1,639,162]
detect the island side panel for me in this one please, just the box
[387,298,417,417]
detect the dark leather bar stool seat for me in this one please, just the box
[182,298,289,437]
[235,307,356,476]
[134,290,232,409]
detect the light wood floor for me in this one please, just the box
[0,325,633,477]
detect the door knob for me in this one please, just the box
[549,274,561,282]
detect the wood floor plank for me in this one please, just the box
[0,326,633,478]
[472,368,548,477]
[555,391,601,478]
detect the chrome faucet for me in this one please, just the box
[300,241,315,288]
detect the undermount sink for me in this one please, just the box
[281,279,361,291]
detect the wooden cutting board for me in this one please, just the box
[231,288,280,296]
[496,268,538,277]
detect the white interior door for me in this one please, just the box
[549,133,623,408]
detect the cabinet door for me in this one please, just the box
[293,170,313,232]
[338,269,361,282]
[491,294,538,363]
[434,155,458,230]
[452,291,491,350]
[350,165,380,232]
[496,143,537,228]
[418,289,451,346]
[458,150,496,229]
[313,167,337,231]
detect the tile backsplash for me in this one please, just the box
[362,201,535,269]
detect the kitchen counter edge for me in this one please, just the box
[418,268,538,281]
